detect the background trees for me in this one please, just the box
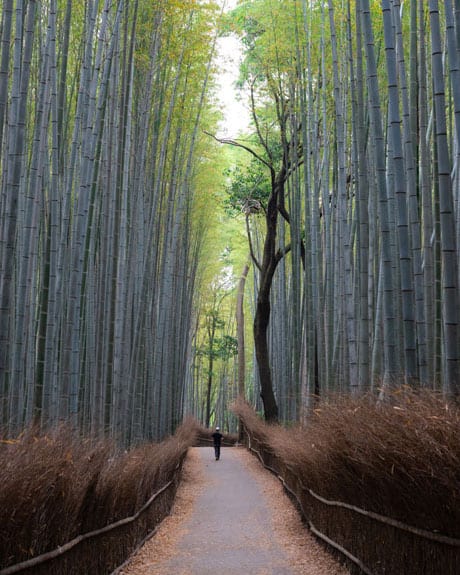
[2,0,460,439]
[0,0,223,442]
[222,0,460,421]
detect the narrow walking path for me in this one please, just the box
[121,447,349,575]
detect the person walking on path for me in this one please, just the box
[212,426,223,460]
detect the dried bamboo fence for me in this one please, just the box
[0,454,188,575]
[243,427,460,575]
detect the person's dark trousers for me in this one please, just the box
[214,444,221,460]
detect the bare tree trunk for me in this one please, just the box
[237,261,250,400]
[382,0,417,382]
[1,0,36,432]
[360,0,398,386]
[253,174,286,423]
[429,0,460,394]
[0,0,13,162]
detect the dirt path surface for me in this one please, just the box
[120,447,349,575]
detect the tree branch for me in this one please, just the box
[278,203,291,224]
[203,130,272,170]
[246,214,262,272]
[250,80,273,164]
[274,242,292,266]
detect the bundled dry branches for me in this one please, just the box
[234,390,460,537]
[0,419,199,573]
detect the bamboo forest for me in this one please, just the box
[0,0,459,444]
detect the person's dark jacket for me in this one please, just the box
[212,431,223,446]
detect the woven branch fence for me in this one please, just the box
[0,460,185,575]
[243,427,460,575]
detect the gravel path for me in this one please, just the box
[120,447,349,575]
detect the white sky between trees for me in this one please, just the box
[215,0,250,137]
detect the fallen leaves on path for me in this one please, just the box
[240,448,349,575]
[120,448,205,575]
[120,447,349,575]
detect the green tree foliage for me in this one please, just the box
[217,0,460,422]
[216,0,307,421]
[224,159,271,215]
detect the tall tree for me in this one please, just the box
[428,0,460,394]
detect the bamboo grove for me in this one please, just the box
[219,0,460,422]
[1,0,460,439]
[0,0,223,442]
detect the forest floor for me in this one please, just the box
[119,446,349,575]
